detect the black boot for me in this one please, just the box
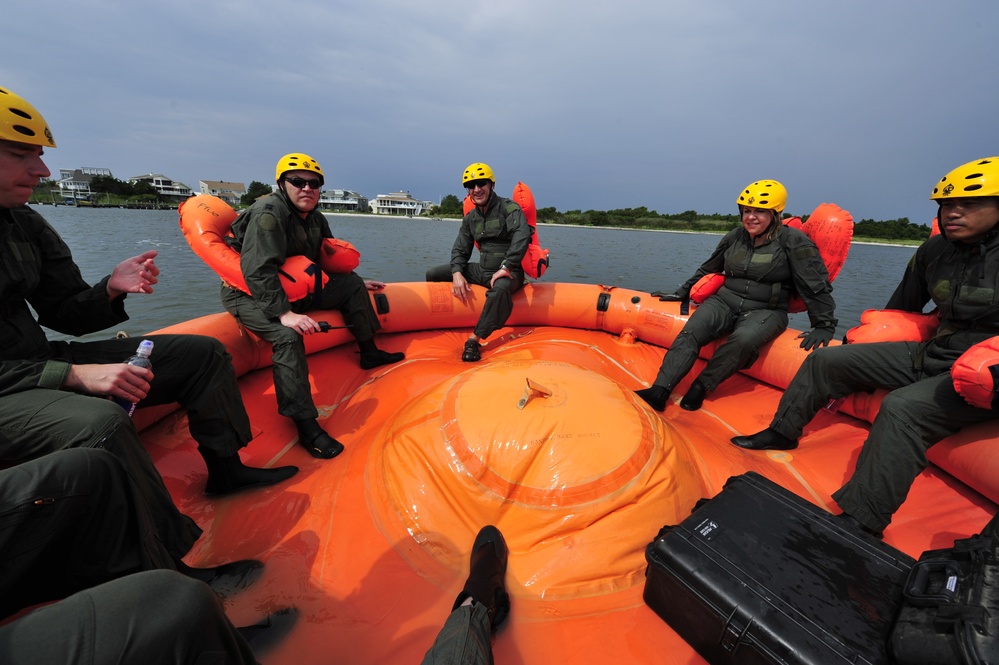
[730,428,797,451]
[237,607,300,656]
[200,448,298,496]
[462,339,482,362]
[176,558,264,598]
[359,348,406,370]
[679,379,707,411]
[635,385,670,412]
[295,418,345,459]
[453,525,510,633]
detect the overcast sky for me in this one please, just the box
[4,0,997,225]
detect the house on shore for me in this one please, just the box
[199,180,246,206]
[57,167,112,203]
[319,189,368,213]
[128,173,193,202]
[370,191,434,216]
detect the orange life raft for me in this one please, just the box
[134,281,997,665]
[178,194,361,300]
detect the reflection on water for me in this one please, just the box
[34,205,917,341]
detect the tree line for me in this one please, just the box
[432,194,932,242]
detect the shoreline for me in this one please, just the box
[322,211,921,248]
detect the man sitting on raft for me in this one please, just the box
[731,157,999,539]
[0,85,297,500]
[223,152,404,460]
[426,162,532,362]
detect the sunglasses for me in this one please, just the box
[285,176,322,190]
[465,179,491,191]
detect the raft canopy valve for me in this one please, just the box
[517,378,553,410]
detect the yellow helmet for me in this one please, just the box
[737,179,786,213]
[462,162,495,186]
[930,157,999,200]
[275,153,324,185]
[0,86,56,147]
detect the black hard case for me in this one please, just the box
[889,515,999,665]
[643,471,915,665]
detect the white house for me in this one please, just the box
[199,180,247,206]
[128,173,193,200]
[57,167,112,202]
[319,189,368,212]
[369,191,433,216]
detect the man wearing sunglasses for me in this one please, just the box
[426,162,532,362]
[224,153,404,459]
[0,86,298,507]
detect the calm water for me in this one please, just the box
[34,205,917,341]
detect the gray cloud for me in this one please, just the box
[4,0,997,225]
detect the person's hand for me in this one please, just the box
[489,267,512,288]
[651,291,685,302]
[64,363,152,402]
[279,311,321,335]
[364,280,386,291]
[452,272,472,304]
[107,250,159,299]
[799,327,835,351]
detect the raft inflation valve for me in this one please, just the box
[517,377,553,409]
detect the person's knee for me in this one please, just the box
[271,326,304,349]
[79,399,136,444]
[487,278,516,297]
[877,390,923,424]
[426,265,451,282]
[129,570,222,631]
[800,346,836,374]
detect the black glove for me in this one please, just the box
[651,291,685,302]
[799,327,834,351]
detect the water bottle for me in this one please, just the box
[113,339,153,417]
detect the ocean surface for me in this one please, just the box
[33,204,918,342]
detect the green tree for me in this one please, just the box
[241,181,272,206]
[131,180,158,197]
[90,175,127,195]
[537,206,559,222]
[435,194,463,216]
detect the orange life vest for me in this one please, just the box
[952,336,999,410]
[843,309,940,344]
[178,194,360,301]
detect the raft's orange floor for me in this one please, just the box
[142,320,994,665]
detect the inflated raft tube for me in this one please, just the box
[178,194,361,301]
[690,202,854,313]
[462,181,551,279]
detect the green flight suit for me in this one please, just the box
[223,192,380,420]
[426,195,532,340]
[0,205,263,559]
[767,228,999,533]
[653,224,837,391]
